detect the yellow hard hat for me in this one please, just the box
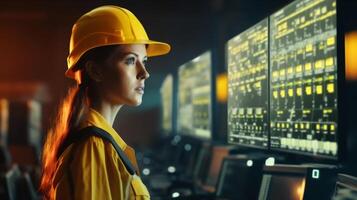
[66,5,171,79]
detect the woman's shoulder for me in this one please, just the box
[74,134,120,159]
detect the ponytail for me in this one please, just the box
[40,45,117,199]
[40,84,89,200]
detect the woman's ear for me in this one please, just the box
[85,61,103,82]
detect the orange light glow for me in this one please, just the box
[345,31,357,81]
[216,73,227,103]
[295,179,306,200]
[0,99,9,141]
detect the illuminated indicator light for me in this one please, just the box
[273,71,279,77]
[312,169,320,179]
[306,123,310,129]
[280,69,286,76]
[315,8,321,16]
[168,166,176,173]
[172,192,180,198]
[296,65,302,72]
[142,168,151,176]
[327,37,335,46]
[316,85,323,94]
[247,108,253,115]
[273,91,278,99]
[277,123,281,128]
[300,123,304,129]
[316,124,320,130]
[306,44,313,52]
[252,68,256,74]
[323,124,328,131]
[323,109,332,114]
[305,86,312,95]
[288,89,294,97]
[301,16,305,23]
[287,67,293,74]
[331,125,335,131]
[295,124,299,129]
[280,90,286,98]
[322,6,327,14]
[265,157,275,166]
[315,60,324,69]
[326,57,334,67]
[256,108,262,115]
[282,123,285,128]
[297,88,302,96]
[305,63,312,71]
[327,83,334,93]
[246,160,253,167]
[255,82,261,88]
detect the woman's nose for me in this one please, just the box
[137,62,150,80]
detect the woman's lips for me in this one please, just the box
[135,86,144,94]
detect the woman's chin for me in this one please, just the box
[128,98,142,106]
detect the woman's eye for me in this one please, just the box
[125,57,136,65]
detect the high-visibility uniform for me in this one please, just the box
[53,108,150,199]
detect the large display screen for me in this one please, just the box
[177,51,212,139]
[227,18,269,148]
[269,0,338,157]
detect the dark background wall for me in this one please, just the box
[0,0,356,154]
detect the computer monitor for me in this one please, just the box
[269,0,342,158]
[333,174,357,200]
[259,164,337,200]
[160,74,174,136]
[227,18,269,148]
[215,155,264,200]
[204,146,231,192]
[177,51,212,140]
[261,174,306,200]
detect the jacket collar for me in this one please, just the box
[82,108,127,150]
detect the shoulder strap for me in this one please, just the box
[58,126,136,175]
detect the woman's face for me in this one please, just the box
[97,44,149,106]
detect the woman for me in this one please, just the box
[40,5,170,200]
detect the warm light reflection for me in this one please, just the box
[216,73,227,103]
[0,99,9,143]
[345,31,357,81]
[295,178,306,200]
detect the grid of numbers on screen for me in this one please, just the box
[269,0,338,156]
[227,19,269,148]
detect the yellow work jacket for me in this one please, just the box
[53,108,150,200]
